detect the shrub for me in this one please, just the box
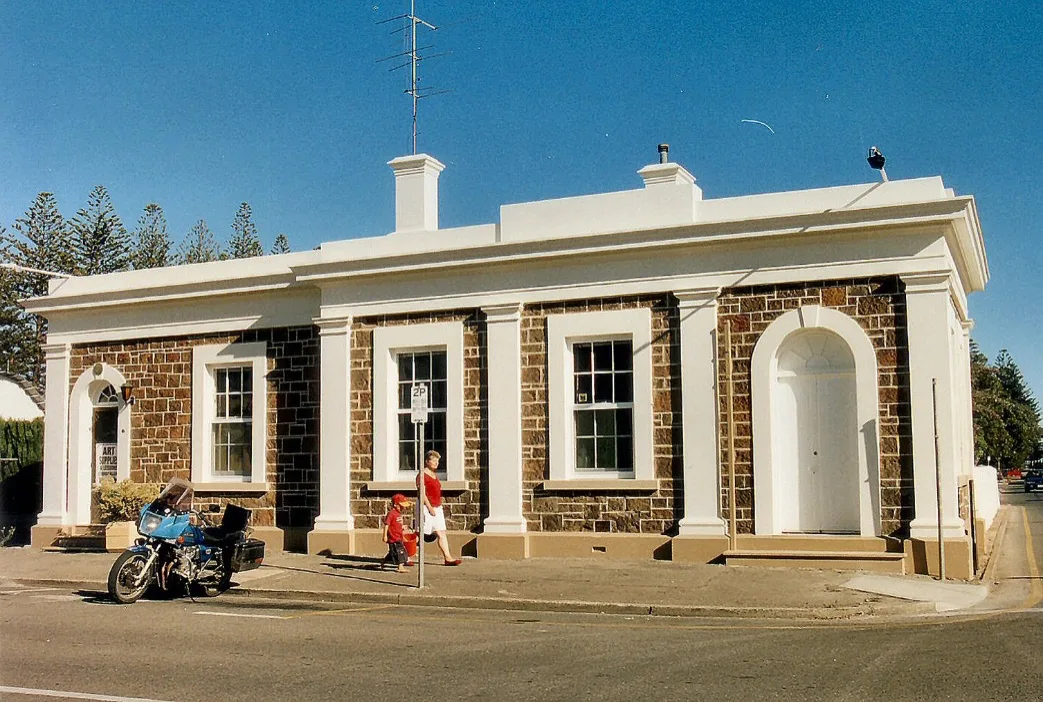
[0,418,43,482]
[92,479,159,523]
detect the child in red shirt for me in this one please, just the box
[381,493,413,573]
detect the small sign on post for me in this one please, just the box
[411,384,429,589]
[410,384,430,424]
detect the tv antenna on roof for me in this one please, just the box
[378,0,451,155]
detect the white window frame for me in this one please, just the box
[372,321,464,485]
[192,342,268,488]
[548,308,654,482]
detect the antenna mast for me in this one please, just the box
[378,1,446,154]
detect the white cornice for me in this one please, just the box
[22,181,985,332]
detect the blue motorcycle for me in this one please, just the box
[107,478,265,604]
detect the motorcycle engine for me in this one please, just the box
[173,546,199,579]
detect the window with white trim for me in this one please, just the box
[192,343,267,486]
[396,350,448,474]
[372,322,464,484]
[572,340,634,472]
[212,367,253,479]
[548,308,653,482]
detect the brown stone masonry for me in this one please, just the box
[70,327,320,528]
[716,278,912,536]
[348,310,485,532]
[521,295,682,534]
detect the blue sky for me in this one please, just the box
[2,1,1041,402]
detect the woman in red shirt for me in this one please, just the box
[417,450,462,566]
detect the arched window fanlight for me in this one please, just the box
[96,384,120,406]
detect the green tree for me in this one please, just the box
[132,203,172,269]
[971,341,1043,469]
[177,220,222,264]
[270,233,291,255]
[228,202,263,259]
[0,193,76,386]
[71,185,131,275]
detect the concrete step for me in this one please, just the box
[733,535,901,553]
[44,532,107,552]
[723,549,906,574]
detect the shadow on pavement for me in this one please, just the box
[258,561,414,589]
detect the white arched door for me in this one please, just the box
[774,330,859,533]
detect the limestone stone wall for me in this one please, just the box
[520,295,682,534]
[716,278,912,536]
[348,310,485,532]
[70,327,320,528]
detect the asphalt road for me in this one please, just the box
[2,487,1042,702]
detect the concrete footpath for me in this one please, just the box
[0,543,992,620]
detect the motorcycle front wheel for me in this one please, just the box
[107,550,153,604]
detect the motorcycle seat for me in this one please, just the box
[200,526,241,547]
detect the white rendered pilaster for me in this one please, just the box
[313,317,354,531]
[482,304,526,534]
[37,343,71,526]
[903,274,965,539]
[675,289,727,536]
[958,320,975,474]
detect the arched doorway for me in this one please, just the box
[92,384,120,485]
[69,363,131,525]
[773,330,859,533]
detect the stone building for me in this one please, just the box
[25,150,989,576]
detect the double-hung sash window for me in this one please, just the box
[572,340,634,473]
[548,308,653,482]
[372,322,465,485]
[396,350,448,474]
[212,366,253,479]
[192,343,268,488]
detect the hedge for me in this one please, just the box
[0,418,43,482]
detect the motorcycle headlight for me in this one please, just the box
[138,513,163,536]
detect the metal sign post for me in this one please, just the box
[411,384,430,589]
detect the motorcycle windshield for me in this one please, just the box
[154,477,194,512]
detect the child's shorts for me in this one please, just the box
[386,541,407,565]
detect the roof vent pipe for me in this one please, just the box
[658,143,669,164]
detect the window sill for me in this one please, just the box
[193,482,270,494]
[363,480,470,494]
[539,479,658,493]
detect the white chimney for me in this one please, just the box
[388,154,445,233]
[636,143,701,197]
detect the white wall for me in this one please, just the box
[0,377,43,420]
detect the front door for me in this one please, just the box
[92,385,119,484]
[775,331,859,533]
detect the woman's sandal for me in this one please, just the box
[444,559,462,566]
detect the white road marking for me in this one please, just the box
[0,685,175,701]
[0,587,62,595]
[193,610,287,620]
[32,594,84,602]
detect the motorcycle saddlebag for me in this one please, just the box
[231,538,265,572]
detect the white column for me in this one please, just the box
[37,343,71,526]
[959,320,975,472]
[903,274,964,538]
[482,304,527,533]
[675,289,726,536]
[313,317,354,531]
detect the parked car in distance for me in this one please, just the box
[1006,467,1023,481]
[1024,469,1043,492]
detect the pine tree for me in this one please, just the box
[177,220,223,264]
[270,233,291,255]
[970,341,1043,469]
[70,185,131,275]
[132,203,172,269]
[228,202,263,259]
[0,193,77,386]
